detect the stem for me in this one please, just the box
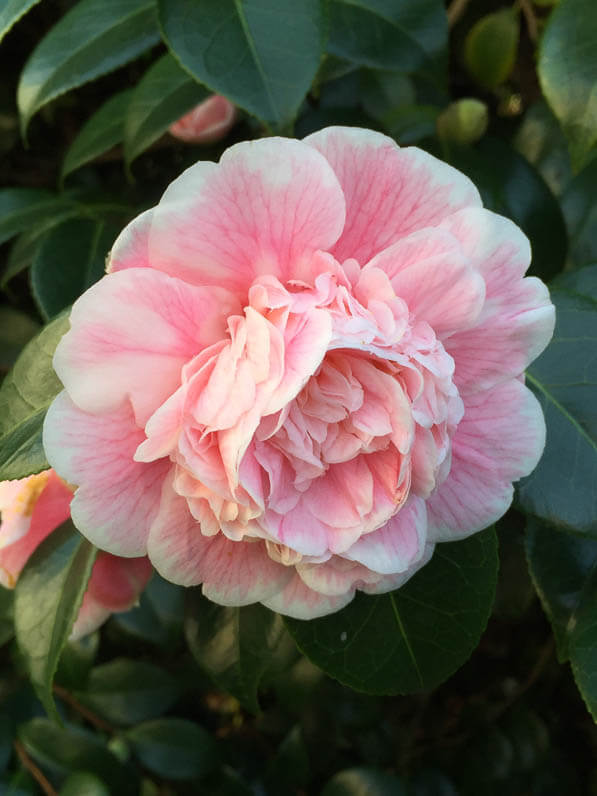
[53,684,115,734]
[518,0,539,42]
[447,0,472,28]
[14,740,57,796]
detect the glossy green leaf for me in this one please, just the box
[514,101,573,197]
[321,767,407,796]
[18,718,138,793]
[14,521,96,721]
[517,265,597,534]
[111,574,184,645]
[383,104,439,145]
[159,0,325,127]
[327,0,447,77]
[185,594,288,712]
[61,90,131,181]
[285,528,497,694]
[538,0,597,170]
[449,138,567,280]
[0,0,43,44]
[124,53,208,165]
[464,9,519,90]
[0,587,15,647]
[0,314,69,480]
[75,659,181,725]
[0,189,79,248]
[31,218,118,320]
[561,159,597,268]
[126,718,217,780]
[526,520,597,719]
[17,0,160,135]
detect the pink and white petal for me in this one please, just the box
[343,496,427,574]
[427,379,546,542]
[367,240,485,336]
[304,127,481,264]
[107,208,154,272]
[360,543,435,594]
[55,269,240,425]
[43,392,171,556]
[441,208,555,392]
[262,572,355,619]
[147,477,292,602]
[296,557,383,596]
[148,138,346,292]
[70,594,110,641]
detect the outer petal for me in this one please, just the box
[148,138,346,292]
[262,572,355,619]
[147,477,292,603]
[304,127,481,264]
[342,496,427,574]
[107,208,153,272]
[84,553,153,612]
[427,379,546,542]
[441,208,555,393]
[54,269,240,425]
[360,543,435,594]
[43,392,171,556]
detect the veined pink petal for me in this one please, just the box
[304,126,481,264]
[427,379,546,542]
[441,208,555,392]
[148,138,346,292]
[43,392,171,556]
[343,496,427,574]
[262,572,355,619]
[54,269,240,425]
[360,542,435,594]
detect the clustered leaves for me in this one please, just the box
[0,0,596,792]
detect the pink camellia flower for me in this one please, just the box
[169,95,237,145]
[43,127,555,619]
[0,470,152,638]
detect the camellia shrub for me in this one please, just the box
[0,0,596,793]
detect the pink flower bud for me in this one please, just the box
[169,95,237,145]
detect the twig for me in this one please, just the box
[447,0,472,28]
[53,684,115,734]
[14,739,57,796]
[518,0,539,42]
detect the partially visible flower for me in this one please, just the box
[169,95,237,145]
[0,470,152,639]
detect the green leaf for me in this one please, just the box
[124,53,208,166]
[383,104,439,145]
[538,0,597,170]
[449,138,567,280]
[14,521,96,721]
[18,718,138,793]
[0,308,40,371]
[59,771,110,796]
[0,0,43,44]
[561,158,597,268]
[61,90,131,181]
[158,0,326,127]
[0,587,15,647]
[17,0,160,136]
[464,8,519,90]
[436,99,488,146]
[126,718,217,780]
[517,265,597,533]
[514,101,573,197]
[526,520,597,719]
[327,0,447,78]
[0,189,79,248]
[0,314,69,480]
[31,218,118,320]
[321,767,408,796]
[111,574,184,645]
[285,528,498,694]
[185,594,288,713]
[74,659,181,725]
[264,725,310,793]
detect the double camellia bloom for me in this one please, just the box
[43,127,554,619]
[0,471,152,638]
